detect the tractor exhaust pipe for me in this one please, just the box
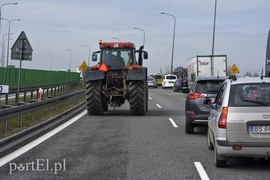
[138,45,144,66]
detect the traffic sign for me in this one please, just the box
[0,85,9,94]
[229,64,240,74]
[79,61,88,71]
[11,31,33,61]
[11,51,32,61]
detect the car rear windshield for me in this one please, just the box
[229,83,270,106]
[166,76,177,80]
[194,80,224,93]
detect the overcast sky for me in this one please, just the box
[0,0,269,75]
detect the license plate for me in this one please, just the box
[250,126,270,134]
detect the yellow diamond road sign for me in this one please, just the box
[79,61,88,71]
[230,64,240,74]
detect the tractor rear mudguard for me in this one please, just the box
[126,67,147,81]
[85,69,104,81]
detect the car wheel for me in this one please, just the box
[214,146,227,167]
[207,129,214,150]
[185,116,194,134]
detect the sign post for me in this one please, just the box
[79,61,88,71]
[0,85,9,94]
[79,61,88,80]
[229,64,240,74]
[11,31,33,104]
[0,85,9,105]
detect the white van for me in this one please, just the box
[162,74,177,88]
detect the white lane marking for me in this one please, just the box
[194,162,210,180]
[0,110,87,167]
[156,104,162,108]
[149,97,152,100]
[168,118,178,128]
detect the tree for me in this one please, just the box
[243,71,253,77]
[173,66,188,79]
[253,72,260,77]
[242,71,260,77]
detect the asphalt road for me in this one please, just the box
[0,87,269,180]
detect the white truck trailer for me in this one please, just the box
[187,55,228,89]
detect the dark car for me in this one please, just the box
[185,76,227,134]
[173,78,188,93]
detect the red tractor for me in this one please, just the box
[85,40,148,115]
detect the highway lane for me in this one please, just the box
[0,88,269,179]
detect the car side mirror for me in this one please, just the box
[144,52,148,59]
[92,53,97,61]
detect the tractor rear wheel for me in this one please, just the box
[129,80,146,115]
[86,80,104,115]
[145,82,148,112]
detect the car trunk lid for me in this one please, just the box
[226,107,270,142]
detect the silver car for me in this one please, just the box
[208,76,270,167]
[147,76,158,88]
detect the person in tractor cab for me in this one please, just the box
[114,51,125,68]
[104,50,114,67]
[103,50,125,69]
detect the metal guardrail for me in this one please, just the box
[0,89,85,131]
[0,81,80,107]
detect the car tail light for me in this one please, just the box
[188,92,207,100]
[189,113,196,117]
[218,107,228,129]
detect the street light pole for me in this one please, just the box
[82,44,90,66]
[211,0,218,76]
[134,27,145,48]
[48,52,53,70]
[1,18,20,67]
[161,11,176,74]
[0,2,18,47]
[113,37,121,42]
[1,33,12,67]
[67,49,72,71]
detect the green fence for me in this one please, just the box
[0,67,80,89]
